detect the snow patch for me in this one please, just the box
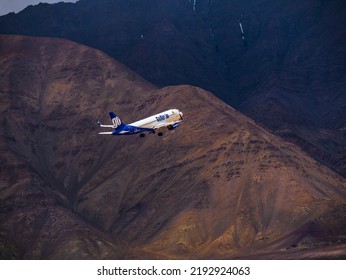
[189,0,197,13]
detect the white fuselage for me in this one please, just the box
[130,109,182,129]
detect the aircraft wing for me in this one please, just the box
[153,122,171,129]
[99,132,113,135]
[153,121,181,130]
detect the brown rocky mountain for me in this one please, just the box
[0,0,345,178]
[0,35,346,259]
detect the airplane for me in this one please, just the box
[98,109,183,137]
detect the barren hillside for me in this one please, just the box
[0,35,345,259]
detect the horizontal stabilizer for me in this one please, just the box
[98,132,113,135]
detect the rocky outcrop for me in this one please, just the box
[0,35,345,259]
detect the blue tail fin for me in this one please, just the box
[109,112,125,129]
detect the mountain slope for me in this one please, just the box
[0,35,346,259]
[0,0,345,177]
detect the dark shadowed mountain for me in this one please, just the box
[0,0,345,177]
[0,35,346,259]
